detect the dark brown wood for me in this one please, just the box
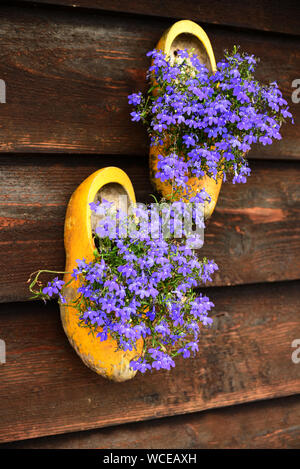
[2,394,300,448]
[1,156,300,302]
[19,0,300,36]
[0,1,298,451]
[0,6,298,158]
[0,281,299,442]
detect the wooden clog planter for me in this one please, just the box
[149,20,223,219]
[60,167,143,382]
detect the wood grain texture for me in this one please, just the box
[0,281,299,443]
[2,394,300,448]
[0,156,300,302]
[0,6,298,158]
[18,0,300,36]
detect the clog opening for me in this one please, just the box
[170,33,212,71]
[91,182,131,241]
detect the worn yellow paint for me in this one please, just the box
[149,20,223,219]
[60,167,143,382]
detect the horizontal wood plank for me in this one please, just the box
[0,280,299,442]
[2,394,300,448]
[0,6,298,158]
[0,156,300,302]
[19,0,300,36]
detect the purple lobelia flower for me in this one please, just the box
[33,199,217,374]
[42,277,65,297]
[128,46,293,198]
[45,202,217,373]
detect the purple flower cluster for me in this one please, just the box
[46,202,217,373]
[32,47,293,376]
[43,277,65,303]
[129,47,293,195]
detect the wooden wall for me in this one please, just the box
[0,0,299,448]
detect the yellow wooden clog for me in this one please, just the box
[149,20,223,219]
[60,167,143,382]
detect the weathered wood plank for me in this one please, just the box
[2,394,300,448]
[0,6,298,158]
[0,156,300,302]
[0,281,299,443]
[19,0,300,36]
